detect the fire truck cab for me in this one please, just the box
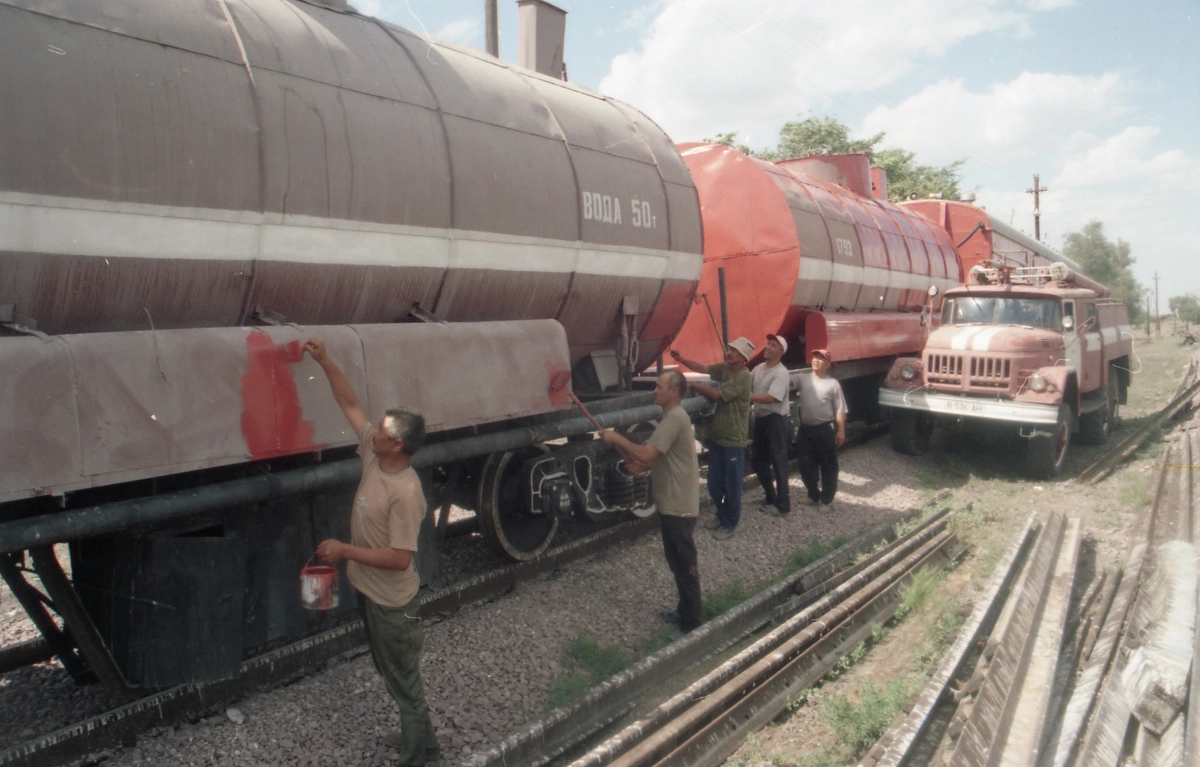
[879,262,1133,477]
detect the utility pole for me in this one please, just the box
[1146,296,1152,339]
[485,0,499,56]
[1027,174,1048,241]
[1154,272,1161,337]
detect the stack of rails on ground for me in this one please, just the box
[0,1,1189,766]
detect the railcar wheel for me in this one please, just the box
[477,447,558,561]
[890,408,933,455]
[1025,405,1071,478]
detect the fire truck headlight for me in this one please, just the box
[900,364,917,381]
[1029,374,1048,393]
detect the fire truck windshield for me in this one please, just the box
[944,296,1063,330]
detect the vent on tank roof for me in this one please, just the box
[518,0,568,80]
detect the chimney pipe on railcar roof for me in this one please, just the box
[778,154,873,199]
[518,0,567,79]
[870,167,889,200]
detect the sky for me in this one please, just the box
[358,0,1199,312]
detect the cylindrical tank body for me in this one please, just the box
[669,144,962,365]
[902,200,1082,277]
[0,0,702,372]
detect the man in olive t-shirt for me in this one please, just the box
[305,338,439,766]
[600,370,702,634]
[670,337,754,540]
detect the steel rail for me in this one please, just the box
[649,533,959,767]
[1076,376,1200,484]
[870,514,1037,767]
[0,637,54,675]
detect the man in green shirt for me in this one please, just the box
[670,337,754,540]
[599,370,702,636]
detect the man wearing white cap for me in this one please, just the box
[750,334,791,517]
[670,337,754,540]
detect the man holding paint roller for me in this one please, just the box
[305,338,439,766]
[598,369,702,637]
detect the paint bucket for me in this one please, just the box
[300,554,339,611]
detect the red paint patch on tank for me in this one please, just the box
[285,339,305,362]
[241,332,316,460]
[546,363,572,407]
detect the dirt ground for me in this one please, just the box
[723,331,1200,767]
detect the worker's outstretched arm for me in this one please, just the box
[304,338,368,435]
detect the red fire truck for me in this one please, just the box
[879,262,1133,477]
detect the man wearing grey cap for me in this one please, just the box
[670,337,754,540]
[750,334,792,517]
[790,348,848,511]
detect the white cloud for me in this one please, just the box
[973,127,1200,300]
[435,17,482,48]
[600,0,1034,144]
[861,71,1133,167]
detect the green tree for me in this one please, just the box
[1061,220,1145,323]
[702,131,752,155]
[756,116,884,161]
[710,116,965,203]
[1168,293,1200,324]
[873,147,965,204]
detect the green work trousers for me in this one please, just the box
[359,594,437,765]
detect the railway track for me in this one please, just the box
[865,424,1200,767]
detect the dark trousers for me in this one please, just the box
[796,421,839,505]
[660,515,702,632]
[751,413,791,513]
[706,442,745,529]
[359,594,438,766]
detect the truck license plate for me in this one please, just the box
[944,400,985,414]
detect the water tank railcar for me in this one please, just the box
[0,0,703,689]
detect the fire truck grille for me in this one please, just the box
[926,353,963,384]
[925,353,1013,391]
[969,357,1011,388]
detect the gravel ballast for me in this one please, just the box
[2,436,924,764]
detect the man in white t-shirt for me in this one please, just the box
[790,348,848,512]
[750,334,791,517]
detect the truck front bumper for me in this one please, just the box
[879,387,1060,425]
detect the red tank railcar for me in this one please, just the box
[668,144,963,415]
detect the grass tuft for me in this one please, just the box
[703,579,751,621]
[900,565,944,616]
[822,676,923,756]
[783,536,849,577]
[1119,475,1151,514]
[543,634,632,711]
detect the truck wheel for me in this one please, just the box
[891,408,933,455]
[1026,405,1070,478]
[1080,380,1118,444]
